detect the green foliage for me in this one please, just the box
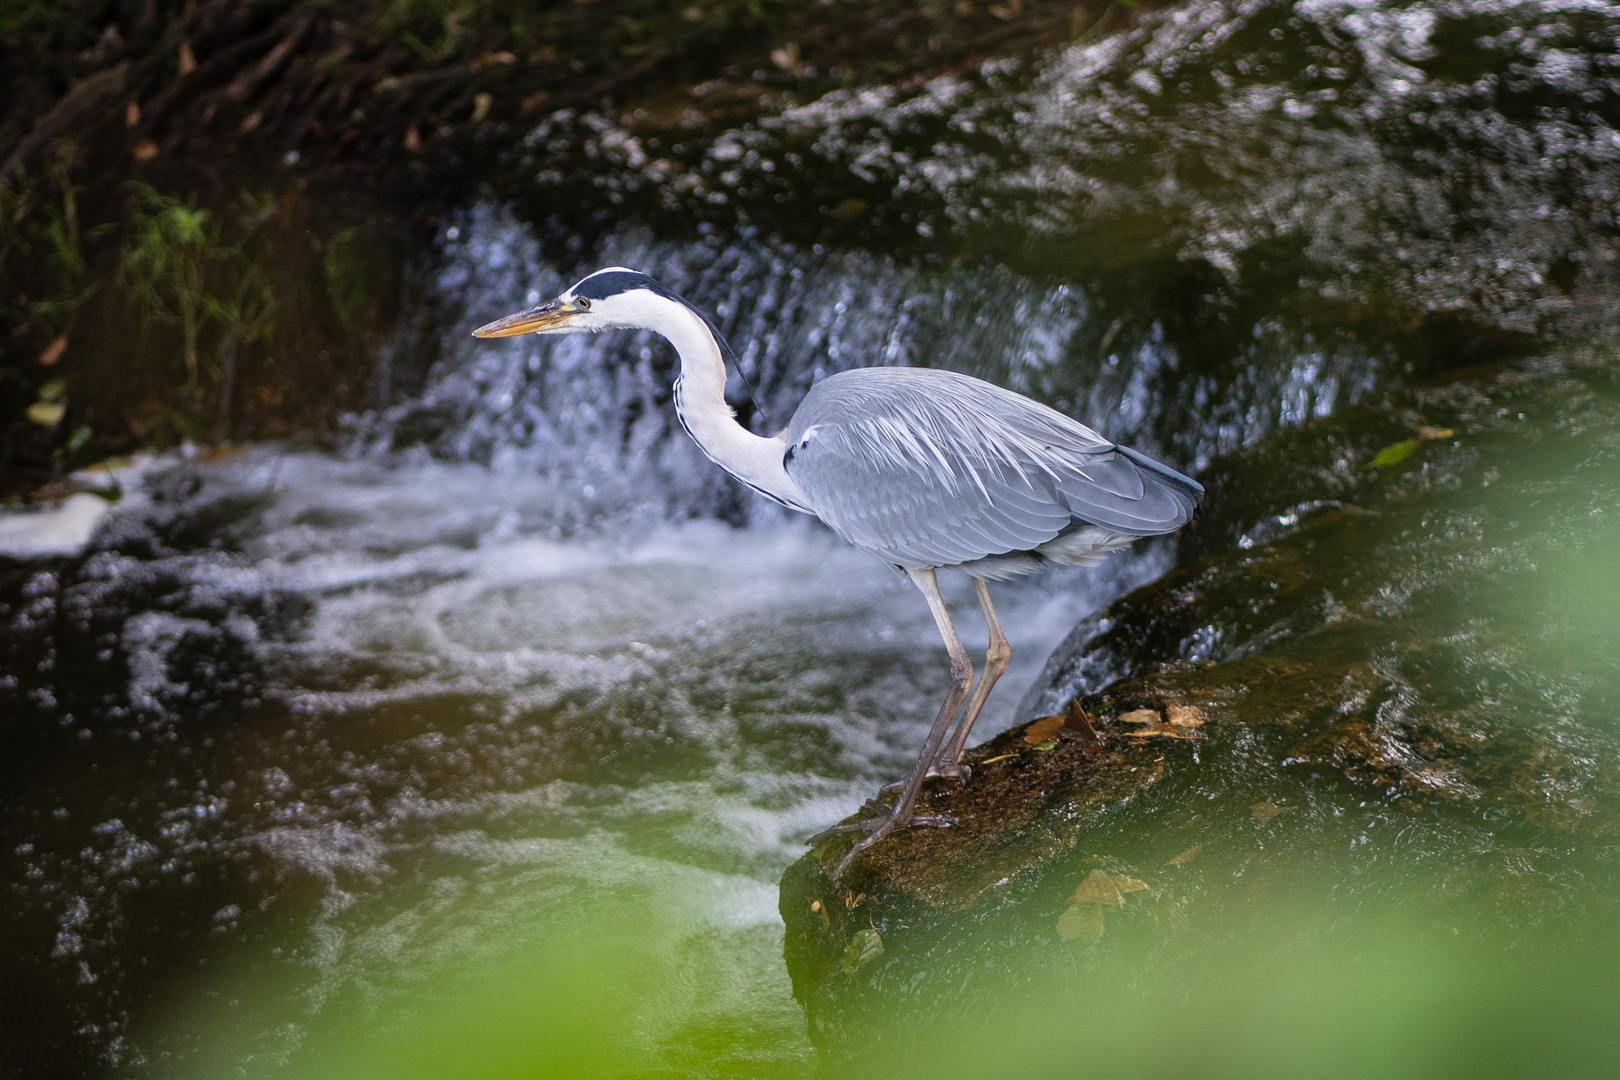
[28,142,108,331]
[376,0,474,59]
[0,143,104,340]
[0,0,93,50]
[118,185,217,389]
[117,185,278,403]
[205,261,276,367]
[53,422,95,467]
[205,192,278,376]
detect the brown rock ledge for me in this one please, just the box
[778,672,1231,1062]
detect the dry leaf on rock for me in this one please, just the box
[1026,707,1100,745]
[1069,868,1125,907]
[1166,705,1206,727]
[1057,902,1105,942]
[1143,724,1202,739]
[1165,844,1203,866]
[1023,714,1066,744]
[1119,709,1204,740]
[1063,703,1100,742]
[1252,802,1292,824]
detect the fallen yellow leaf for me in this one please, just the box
[1367,438,1419,468]
[1024,714,1066,744]
[1056,902,1105,942]
[1069,868,1125,907]
[1166,704,1206,727]
[1147,726,1201,739]
[1165,844,1203,866]
[1025,706,1101,745]
[1119,712,1204,740]
[1063,703,1100,742]
[832,197,869,220]
[38,334,67,367]
[1252,802,1292,824]
[26,401,64,427]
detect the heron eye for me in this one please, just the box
[577,297,591,309]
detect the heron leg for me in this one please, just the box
[934,577,1010,776]
[830,568,974,881]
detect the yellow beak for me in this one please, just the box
[471,299,580,337]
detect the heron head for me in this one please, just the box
[471,267,663,338]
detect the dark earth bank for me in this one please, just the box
[1,0,1139,499]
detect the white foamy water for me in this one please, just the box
[57,445,1165,1068]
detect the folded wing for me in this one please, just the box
[782,368,1202,569]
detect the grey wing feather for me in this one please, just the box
[782,368,1201,568]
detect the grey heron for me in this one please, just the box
[474,268,1203,880]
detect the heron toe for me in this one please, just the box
[825,808,956,881]
[878,762,971,795]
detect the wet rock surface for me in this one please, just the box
[779,353,1620,1067]
[780,699,1209,1062]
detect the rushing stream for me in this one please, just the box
[5,0,1620,1076]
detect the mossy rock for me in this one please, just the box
[780,355,1620,1070]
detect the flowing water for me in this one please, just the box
[4,0,1620,1076]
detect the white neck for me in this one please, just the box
[610,292,810,513]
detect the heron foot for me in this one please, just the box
[878,761,971,795]
[824,805,955,882]
[812,811,955,840]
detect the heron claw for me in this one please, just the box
[812,812,955,840]
[819,808,956,881]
